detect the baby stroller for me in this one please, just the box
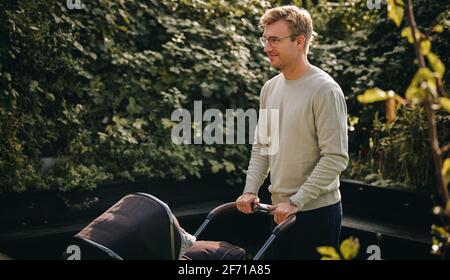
[62,192,296,260]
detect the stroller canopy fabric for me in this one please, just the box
[75,193,181,260]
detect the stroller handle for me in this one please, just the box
[253,214,297,260]
[196,201,297,238]
[207,202,238,219]
[208,202,276,218]
[208,202,297,232]
[195,202,237,237]
[273,213,296,234]
[196,201,298,259]
[253,203,272,214]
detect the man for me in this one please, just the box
[236,6,349,259]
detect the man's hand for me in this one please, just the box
[268,202,298,224]
[236,192,260,214]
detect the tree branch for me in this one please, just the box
[441,143,450,155]
[406,0,449,210]
[406,0,425,68]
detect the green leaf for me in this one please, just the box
[4,72,11,82]
[432,224,448,236]
[388,0,404,27]
[401,27,427,51]
[426,52,445,79]
[10,88,19,98]
[161,118,175,129]
[340,237,360,260]
[112,115,128,126]
[29,80,42,92]
[406,68,436,104]
[401,27,415,43]
[223,160,236,173]
[405,87,425,104]
[317,246,341,260]
[89,52,98,60]
[208,160,221,174]
[432,24,444,33]
[73,41,84,52]
[45,92,55,102]
[126,97,142,114]
[200,82,213,98]
[357,88,394,104]
[118,9,130,24]
[414,67,435,81]
[132,119,146,130]
[439,98,450,113]
[116,25,128,32]
[420,39,431,55]
[443,158,450,183]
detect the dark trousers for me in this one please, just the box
[270,201,342,260]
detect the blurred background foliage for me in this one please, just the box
[0,0,449,194]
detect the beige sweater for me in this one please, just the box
[243,65,349,211]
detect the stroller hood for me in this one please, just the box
[75,193,181,260]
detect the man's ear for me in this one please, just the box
[297,35,305,50]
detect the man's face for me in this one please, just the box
[262,20,304,70]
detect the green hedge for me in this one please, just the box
[1,0,448,194]
[0,0,277,193]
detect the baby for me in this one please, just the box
[171,214,196,259]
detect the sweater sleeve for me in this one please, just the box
[243,83,270,195]
[289,83,349,210]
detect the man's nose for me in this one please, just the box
[264,43,273,53]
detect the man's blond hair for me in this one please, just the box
[260,5,314,54]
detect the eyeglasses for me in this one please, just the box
[259,34,297,48]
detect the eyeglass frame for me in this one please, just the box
[259,34,302,48]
